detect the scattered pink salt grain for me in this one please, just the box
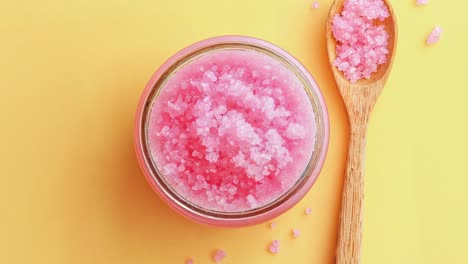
[269,222,277,229]
[312,1,320,9]
[331,0,390,83]
[305,208,312,215]
[292,229,301,238]
[186,258,194,264]
[416,0,428,6]
[213,249,226,263]
[268,240,280,254]
[427,26,442,45]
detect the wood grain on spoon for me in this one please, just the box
[325,0,398,263]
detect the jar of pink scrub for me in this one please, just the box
[134,36,329,227]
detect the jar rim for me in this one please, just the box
[134,36,330,227]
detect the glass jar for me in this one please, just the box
[134,36,329,227]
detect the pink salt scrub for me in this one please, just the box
[148,49,316,212]
[186,258,194,264]
[332,0,390,83]
[213,249,226,263]
[312,1,320,9]
[292,228,301,238]
[305,207,312,215]
[268,240,280,254]
[427,26,442,45]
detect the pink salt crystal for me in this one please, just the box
[416,0,428,5]
[269,222,277,229]
[331,0,390,83]
[292,229,300,238]
[148,49,316,212]
[312,1,320,9]
[213,249,226,263]
[426,26,442,45]
[268,240,280,254]
[305,208,312,215]
[186,258,194,264]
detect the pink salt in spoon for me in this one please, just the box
[325,0,398,263]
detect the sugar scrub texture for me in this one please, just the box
[148,50,316,212]
[332,0,390,83]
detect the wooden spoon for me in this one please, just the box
[325,0,398,263]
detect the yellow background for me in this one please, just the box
[1,0,467,263]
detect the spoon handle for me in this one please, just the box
[336,121,368,264]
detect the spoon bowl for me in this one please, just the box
[326,0,398,263]
[326,0,398,110]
